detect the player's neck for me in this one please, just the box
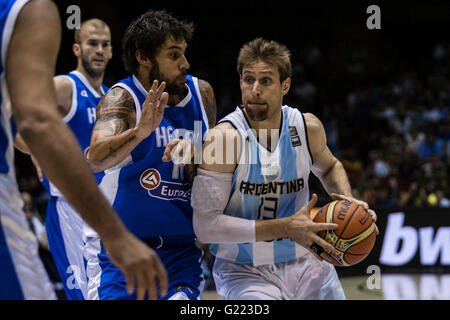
[167,91,187,107]
[246,108,282,132]
[76,66,104,95]
[245,108,282,152]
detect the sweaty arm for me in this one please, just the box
[89,81,167,172]
[305,113,352,197]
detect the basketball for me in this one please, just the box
[313,200,376,267]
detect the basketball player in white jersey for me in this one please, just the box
[1,0,167,299]
[191,38,377,300]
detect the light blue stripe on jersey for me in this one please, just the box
[273,110,298,262]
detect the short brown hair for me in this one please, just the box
[237,38,292,83]
[74,19,110,44]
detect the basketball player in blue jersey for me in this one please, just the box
[15,18,113,300]
[1,0,167,300]
[192,38,378,300]
[85,10,216,300]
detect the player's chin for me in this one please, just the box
[245,104,268,121]
[88,65,106,75]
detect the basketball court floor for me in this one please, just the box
[202,274,450,300]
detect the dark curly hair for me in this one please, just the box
[122,10,195,75]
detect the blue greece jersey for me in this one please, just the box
[43,71,108,300]
[84,74,209,300]
[210,105,313,266]
[41,70,107,196]
[0,0,55,299]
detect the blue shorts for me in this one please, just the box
[0,219,25,299]
[46,197,87,300]
[84,236,204,300]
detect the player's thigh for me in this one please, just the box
[289,254,345,300]
[213,258,282,300]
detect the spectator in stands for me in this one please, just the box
[418,130,445,160]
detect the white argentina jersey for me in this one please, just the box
[210,105,313,266]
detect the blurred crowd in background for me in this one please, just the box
[298,39,450,209]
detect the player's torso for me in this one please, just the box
[224,105,312,219]
[101,75,209,238]
[210,105,313,266]
[42,71,107,198]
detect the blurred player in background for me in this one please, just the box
[84,9,216,300]
[1,0,167,300]
[192,38,377,300]
[15,18,113,300]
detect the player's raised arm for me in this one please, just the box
[89,80,168,172]
[7,0,167,299]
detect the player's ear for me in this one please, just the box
[107,45,113,60]
[72,43,81,58]
[135,50,152,68]
[281,77,291,96]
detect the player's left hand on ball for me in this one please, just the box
[162,138,194,166]
[330,193,379,235]
[287,194,338,262]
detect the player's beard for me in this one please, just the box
[244,102,269,121]
[149,63,186,96]
[81,59,105,78]
[81,53,105,79]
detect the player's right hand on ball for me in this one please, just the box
[286,193,338,263]
[136,80,169,140]
[103,230,168,300]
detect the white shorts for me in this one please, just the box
[0,174,56,299]
[212,252,346,300]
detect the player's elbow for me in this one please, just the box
[86,145,108,173]
[193,212,212,244]
[15,108,57,141]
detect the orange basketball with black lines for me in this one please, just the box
[313,200,376,266]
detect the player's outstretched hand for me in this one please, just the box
[162,138,194,166]
[136,80,168,140]
[103,230,168,300]
[286,194,338,263]
[330,193,379,235]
